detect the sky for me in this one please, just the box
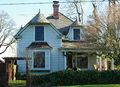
[0,0,106,28]
[0,0,57,28]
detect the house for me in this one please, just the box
[14,1,105,73]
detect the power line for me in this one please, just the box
[0,1,116,6]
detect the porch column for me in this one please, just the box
[104,58,108,70]
[97,51,102,71]
[111,58,114,70]
[63,52,67,69]
[97,55,102,71]
[99,56,102,71]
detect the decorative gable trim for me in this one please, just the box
[14,12,64,40]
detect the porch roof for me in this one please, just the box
[60,40,108,52]
[59,47,101,52]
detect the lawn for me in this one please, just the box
[8,80,120,87]
[8,80,26,87]
[64,84,120,87]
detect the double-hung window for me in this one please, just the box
[35,26,44,41]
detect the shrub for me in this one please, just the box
[30,70,120,86]
[16,73,26,80]
[116,65,120,70]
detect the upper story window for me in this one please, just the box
[73,29,80,40]
[35,26,44,41]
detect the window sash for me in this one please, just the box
[73,29,80,40]
[72,56,88,69]
[35,26,44,41]
[33,52,45,68]
[77,57,88,68]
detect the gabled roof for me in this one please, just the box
[29,12,49,24]
[47,13,73,29]
[47,12,73,35]
[71,19,84,27]
[15,12,62,38]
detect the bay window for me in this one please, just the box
[32,50,50,70]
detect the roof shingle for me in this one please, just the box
[27,42,52,49]
[29,12,49,24]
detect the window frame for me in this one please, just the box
[72,55,88,70]
[35,26,44,41]
[73,29,80,40]
[32,50,50,70]
[33,51,45,68]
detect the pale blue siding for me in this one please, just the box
[17,24,65,73]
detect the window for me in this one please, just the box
[72,55,88,69]
[35,26,44,41]
[77,57,88,68]
[33,52,45,68]
[73,29,80,40]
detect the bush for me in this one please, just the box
[116,65,120,70]
[31,70,120,86]
[16,73,26,80]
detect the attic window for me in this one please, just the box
[73,29,80,40]
[35,26,44,41]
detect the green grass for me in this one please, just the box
[63,84,120,87]
[8,80,120,87]
[8,80,26,87]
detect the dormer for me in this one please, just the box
[66,20,85,41]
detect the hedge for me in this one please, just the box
[30,70,120,86]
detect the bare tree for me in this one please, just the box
[0,11,16,55]
[61,0,84,23]
[87,0,120,66]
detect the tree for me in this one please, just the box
[87,0,120,66]
[0,11,16,55]
[62,0,84,23]
[62,0,120,68]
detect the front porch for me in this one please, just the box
[63,51,96,70]
[62,51,114,71]
[60,40,115,71]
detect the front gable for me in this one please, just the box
[15,12,63,40]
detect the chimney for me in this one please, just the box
[53,1,59,19]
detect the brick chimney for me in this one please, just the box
[53,1,59,19]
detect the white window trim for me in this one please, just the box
[31,50,50,70]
